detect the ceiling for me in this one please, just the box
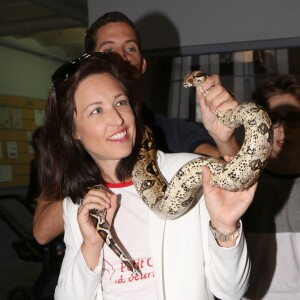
[0,0,88,62]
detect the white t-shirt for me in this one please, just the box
[101,181,157,300]
[56,151,250,300]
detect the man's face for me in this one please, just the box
[267,93,300,159]
[93,22,146,77]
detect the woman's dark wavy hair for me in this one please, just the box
[39,52,143,204]
[252,74,300,108]
[85,11,142,53]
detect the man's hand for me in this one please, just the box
[196,75,240,157]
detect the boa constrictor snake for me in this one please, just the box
[88,70,273,275]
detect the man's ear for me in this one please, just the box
[141,57,147,74]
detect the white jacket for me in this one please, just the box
[55,152,250,300]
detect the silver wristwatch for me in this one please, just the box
[209,221,241,242]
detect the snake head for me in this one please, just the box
[183,71,208,87]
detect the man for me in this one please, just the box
[33,11,239,245]
[243,74,300,299]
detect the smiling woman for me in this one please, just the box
[38,51,257,300]
[39,52,143,203]
[73,72,136,179]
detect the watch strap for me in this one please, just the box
[209,221,241,242]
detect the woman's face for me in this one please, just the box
[266,93,300,159]
[73,73,136,171]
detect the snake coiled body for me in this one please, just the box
[132,70,273,219]
[90,70,273,273]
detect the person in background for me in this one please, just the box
[243,74,300,299]
[40,52,256,300]
[33,11,240,246]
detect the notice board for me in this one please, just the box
[0,95,45,187]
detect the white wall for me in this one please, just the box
[0,44,62,99]
[88,0,300,54]
[0,45,61,195]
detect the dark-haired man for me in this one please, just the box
[34,11,239,245]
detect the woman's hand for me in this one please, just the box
[78,188,118,269]
[202,164,257,238]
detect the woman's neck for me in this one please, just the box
[102,175,132,185]
[99,166,131,184]
[97,161,119,184]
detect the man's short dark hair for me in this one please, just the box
[252,74,300,108]
[85,11,142,52]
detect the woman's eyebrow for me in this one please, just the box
[83,101,102,112]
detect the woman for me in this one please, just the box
[39,52,256,300]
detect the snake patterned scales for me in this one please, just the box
[132,70,273,220]
[88,70,273,275]
[88,185,140,275]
